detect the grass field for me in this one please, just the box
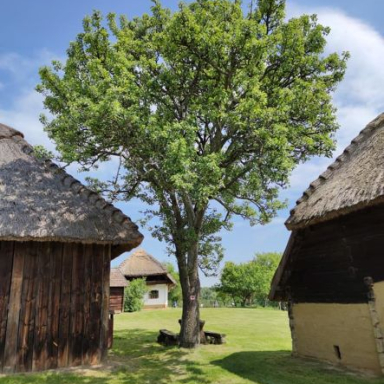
[1,308,384,384]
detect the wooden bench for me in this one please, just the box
[204,331,226,345]
[157,329,179,346]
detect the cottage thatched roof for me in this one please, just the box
[286,113,384,230]
[0,122,143,257]
[119,248,177,285]
[110,268,128,287]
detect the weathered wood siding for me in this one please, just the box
[109,287,124,313]
[0,241,110,373]
[282,205,384,303]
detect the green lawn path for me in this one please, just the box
[1,308,383,384]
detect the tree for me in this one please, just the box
[37,0,348,347]
[163,262,182,305]
[218,261,258,306]
[200,287,218,307]
[218,252,281,306]
[124,278,147,312]
[252,252,281,304]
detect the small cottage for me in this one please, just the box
[0,123,143,373]
[110,268,128,313]
[270,113,384,375]
[119,249,176,309]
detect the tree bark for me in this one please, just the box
[179,276,200,348]
[177,241,201,348]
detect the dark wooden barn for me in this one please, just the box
[109,268,128,314]
[0,123,143,373]
[270,114,384,375]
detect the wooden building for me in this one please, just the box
[270,114,384,375]
[119,249,176,309]
[110,268,128,313]
[0,123,143,373]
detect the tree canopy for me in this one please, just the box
[163,262,182,305]
[37,0,348,347]
[218,252,281,306]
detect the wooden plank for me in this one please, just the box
[25,243,40,371]
[100,245,111,362]
[45,242,62,370]
[81,244,92,365]
[89,244,103,365]
[17,242,39,372]
[280,205,384,303]
[32,242,51,371]
[58,243,73,368]
[3,242,25,373]
[109,288,124,313]
[69,243,84,366]
[0,242,14,370]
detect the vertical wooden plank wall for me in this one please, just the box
[0,241,111,373]
[109,288,124,313]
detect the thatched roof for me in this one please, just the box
[0,122,143,257]
[286,113,384,230]
[110,268,128,287]
[119,248,177,285]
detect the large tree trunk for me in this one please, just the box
[177,241,201,348]
[179,275,200,348]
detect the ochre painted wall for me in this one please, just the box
[373,282,384,325]
[292,303,381,374]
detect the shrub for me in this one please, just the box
[124,278,147,312]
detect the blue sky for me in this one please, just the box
[1,1,383,286]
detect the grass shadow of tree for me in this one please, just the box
[212,351,383,384]
[0,329,210,384]
[109,328,211,384]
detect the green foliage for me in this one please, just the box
[37,0,348,343]
[252,252,281,304]
[124,278,147,312]
[163,262,182,305]
[218,252,281,306]
[200,287,218,307]
[33,145,55,161]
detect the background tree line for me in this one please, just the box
[123,253,281,311]
[215,252,281,307]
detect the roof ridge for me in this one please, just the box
[143,251,167,272]
[0,123,24,140]
[8,128,141,239]
[288,113,384,220]
[119,248,167,273]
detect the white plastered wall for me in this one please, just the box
[144,283,169,307]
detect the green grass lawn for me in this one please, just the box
[1,308,384,384]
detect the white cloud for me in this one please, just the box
[285,4,384,203]
[0,49,62,83]
[0,89,52,149]
[0,49,66,150]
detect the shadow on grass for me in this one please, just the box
[111,328,211,384]
[0,329,210,384]
[212,351,383,384]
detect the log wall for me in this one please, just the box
[282,205,384,303]
[109,287,124,314]
[0,241,111,373]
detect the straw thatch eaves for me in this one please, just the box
[286,113,384,230]
[110,268,128,287]
[0,123,143,257]
[119,248,177,285]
